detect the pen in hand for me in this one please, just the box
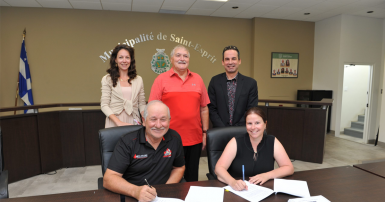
[242,165,245,181]
[144,179,152,188]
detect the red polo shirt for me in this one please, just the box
[149,68,210,146]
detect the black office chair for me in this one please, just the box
[98,125,143,189]
[0,127,9,199]
[206,126,246,180]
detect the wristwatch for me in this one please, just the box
[202,129,207,133]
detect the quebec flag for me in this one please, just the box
[19,38,36,114]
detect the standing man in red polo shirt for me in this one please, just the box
[149,45,210,182]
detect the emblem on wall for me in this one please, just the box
[151,49,171,74]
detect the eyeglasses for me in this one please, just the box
[223,45,238,52]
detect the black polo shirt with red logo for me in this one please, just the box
[107,127,185,186]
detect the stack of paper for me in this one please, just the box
[224,179,311,202]
[288,195,331,202]
[184,186,224,202]
[274,179,310,198]
[153,197,184,202]
[224,181,274,202]
[153,186,224,202]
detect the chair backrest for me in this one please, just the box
[206,126,246,179]
[99,125,143,176]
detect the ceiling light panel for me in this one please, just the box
[185,8,216,16]
[69,1,103,10]
[163,0,195,8]
[132,4,162,12]
[101,0,132,3]
[257,0,294,7]
[190,0,225,9]
[37,0,73,9]
[162,0,196,11]
[0,0,10,6]
[285,0,324,9]
[227,0,260,3]
[102,2,131,11]
[4,0,42,7]
[132,0,163,6]
[70,0,100,2]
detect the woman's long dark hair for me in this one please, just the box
[107,44,137,87]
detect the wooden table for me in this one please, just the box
[354,161,385,178]
[2,166,384,202]
[0,189,120,202]
[123,166,385,202]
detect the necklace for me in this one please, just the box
[120,78,128,82]
[253,150,258,161]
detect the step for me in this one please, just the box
[351,121,364,130]
[358,115,365,122]
[344,127,363,139]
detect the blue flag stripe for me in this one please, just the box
[18,38,35,114]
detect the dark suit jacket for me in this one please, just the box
[208,72,258,127]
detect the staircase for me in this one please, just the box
[343,114,364,138]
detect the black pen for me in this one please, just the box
[144,179,152,188]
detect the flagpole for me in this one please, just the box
[14,29,26,115]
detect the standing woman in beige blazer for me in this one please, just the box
[101,44,146,128]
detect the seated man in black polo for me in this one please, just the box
[103,100,185,202]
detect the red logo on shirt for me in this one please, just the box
[163,148,172,158]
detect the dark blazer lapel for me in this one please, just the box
[220,73,229,112]
[234,73,244,108]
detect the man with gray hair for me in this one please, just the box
[104,100,185,202]
[149,45,210,182]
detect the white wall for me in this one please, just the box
[313,15,342,131]
[340,65,369,132]
[313,15,384,141]
[379,19,385,144]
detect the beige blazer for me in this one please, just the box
[101,74,146,123]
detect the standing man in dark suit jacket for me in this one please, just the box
[208,45,258,127]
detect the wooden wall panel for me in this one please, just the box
[82,111,105,166]
[302,108,327,163]
[267,108,304,160]
[60,112,85,167]
[37,112,63,173]
[0,115,41,183]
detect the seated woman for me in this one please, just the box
[215,107,294,191]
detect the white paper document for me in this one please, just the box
[152,196,184,202]
[184,186,224,202]
[224,181,274,202]
[288,195,330,202]
[274,179,310,198]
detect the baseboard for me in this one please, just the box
[376,141,385,148]
[327,130,335,136]
[360,158,385,164]
[368,139,376,144]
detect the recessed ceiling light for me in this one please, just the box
[304,13,310,15]
[367,11,374,13]
[232,6,239,9]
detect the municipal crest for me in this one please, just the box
[151,49,171,74]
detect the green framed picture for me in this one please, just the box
[271,52,299,78]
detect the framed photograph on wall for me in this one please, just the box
[271,52,299,78]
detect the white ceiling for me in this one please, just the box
[1,0,385,22]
